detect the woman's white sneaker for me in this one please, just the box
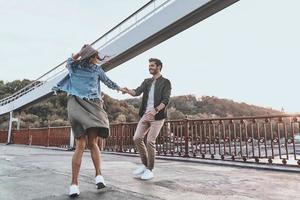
[140,169,154,180]
[132,165,146,177]
[95,175,106,189]
[69,184,80,198]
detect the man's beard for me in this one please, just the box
[149,69,158,75]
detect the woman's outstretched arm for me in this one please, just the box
[98,67,122,92]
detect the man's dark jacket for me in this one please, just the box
[134,75,171,120]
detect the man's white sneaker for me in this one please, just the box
[69,184,80,198]
[95,175,106,189]
[132,165,146,177]
[140,169,154,180]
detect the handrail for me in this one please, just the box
[90,0,155,46]
[109,114,300,126]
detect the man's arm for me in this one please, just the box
[159,79,172,108]
[124,79,146,97]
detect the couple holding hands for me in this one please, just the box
[53,44,171,197]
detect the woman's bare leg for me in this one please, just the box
[71,135,86,185]
[87,128,102,176]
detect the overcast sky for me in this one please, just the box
[0,0,299,113]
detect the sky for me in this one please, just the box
[0,0,299,113]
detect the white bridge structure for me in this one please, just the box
[0,0,239,143]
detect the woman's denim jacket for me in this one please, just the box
[53,58,119,99]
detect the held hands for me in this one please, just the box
[117,87,136,96]
[118,87,129,94]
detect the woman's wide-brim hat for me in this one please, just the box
[79,45,100,60]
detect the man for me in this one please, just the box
[123,58,172,180]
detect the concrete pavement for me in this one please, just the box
[0,144,299,200]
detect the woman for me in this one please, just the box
[54,44,126,197]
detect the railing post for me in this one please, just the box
[98,137,105,151]
[69,128,75,150]
[46,125,50,147]
[119,123,124,152]
[183,117,190,158]
[7,111,13,144]
[16,112,20,130]
[27,127,30,145]
[28,127,32,146]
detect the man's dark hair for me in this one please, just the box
[149,58,163,71]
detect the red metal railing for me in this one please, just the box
[0,130,7,143]
[0,126,70,148]
[1,115,299,166]
[105,115,300,166]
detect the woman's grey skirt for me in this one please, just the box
[67,95,110,139]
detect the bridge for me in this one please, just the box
[0,0,299,163]
[1,0,300,199]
